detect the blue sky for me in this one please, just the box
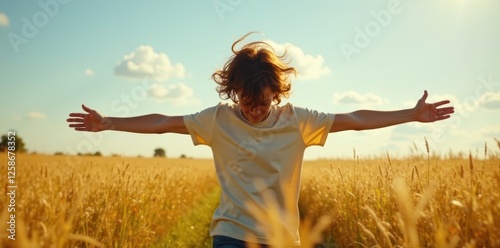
[1,0,499,159]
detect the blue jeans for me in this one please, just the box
[212,235,269,248]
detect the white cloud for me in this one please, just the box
[84,68,95,76]
[264,40,331,80]
[114,45,186,81]
[0,12,9,27]
[332,91,388,107]
[149,83,200,105]
[477,91,500,110]
[27,112,47,119]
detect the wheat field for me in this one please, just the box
[0,147,499,248]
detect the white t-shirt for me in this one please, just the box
[183,102,335,246]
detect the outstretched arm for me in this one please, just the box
[330,90,454,133]
[67,104,189,134]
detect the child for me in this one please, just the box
[67,32,454,248]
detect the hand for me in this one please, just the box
[414,90,454,122]
[67,105,109,132]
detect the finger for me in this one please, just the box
[437,107,454,113]
[435,115,451,121]
[436,107,454,117]
[82,104,93,113]
[421,90,428,102]
[69,123,86,128]
[433,100,451,107]
[436,106,453,112]
[67,118,85,123]
[66,118,85,123]
[69,113,86,118]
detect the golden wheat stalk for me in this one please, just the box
[392,178,435,248]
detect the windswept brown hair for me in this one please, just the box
[212,32,296,105]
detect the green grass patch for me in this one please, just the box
[152,187,221,247]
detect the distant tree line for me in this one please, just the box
[0,134,27,152]
[1,137,190,159]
